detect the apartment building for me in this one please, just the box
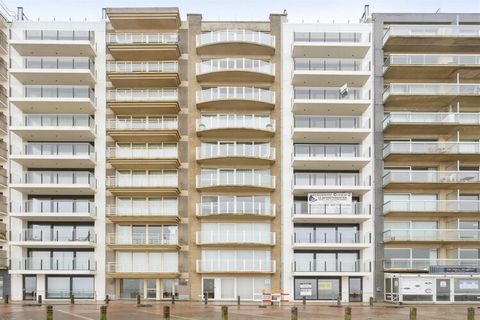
[375,14,480,303]
[7,17,106,300]
[282,23,375,302]
[188,13,284,301]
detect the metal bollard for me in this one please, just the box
[409,307,417,320]
[221,306,228,320]
[237,295,240,306]
[468,307,475,320]
[136,294,141,305]
[4,294,8,304]
[100,305,107,320]
[163,305,170,320]
[105,294,109,305]
[46,305,53,320]
[204,292,208,305]
[171,295,175,305]
[344,307,352,320]
[70,294,75,305]
[38,295,43,305]
[291,306,298,320]
[302,296,306,306]
[336,296,341,306]
[369,297,374,307]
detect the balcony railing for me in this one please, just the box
[383,170,480,185]
[294,144,366,159]
[106,204,177,217]
[107,89,178,102]
[383,25,480,44]
[106,33,177,44]
[384,258,480,270]
[196,202,275,217]
[12,57,95,73]
[11,114,95,129]
[197,115,275,132]
[293,260,371,272]
[383,112,480,128]
[11,171,95,187]
[294,115,367,129]
[294,87,370,100]
[294,58,370,72]
[383,200,480,214]
[197,144,275,160]
[196,58,275,75]
[294,31,370,43]
[197,30,275,47]
[11,229,95,243]
[294,172,366,187]
[11,143,95,159]
[293,231,369,244]
[107,146,178,159]
[13,85,95,101]
[107,61,178,73]
[383,141,480,156]
[106,262,178,273]
[196,259,275,273]
[383,229,480,242]
[293,202,365,216]
[197,173,275,189]
[106,175,178,188]
[11,200,96,216]
[383,83,480,100]
[196,231,275,245]
[106,117,177,130]
[197,87,275,104]
[106,233,178,245]
[11,258,96,271]
[384,54,480,68]
[14,30,94,42]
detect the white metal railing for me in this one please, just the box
[196,87,275,104]
[383,229,480,242]
[293,144,367,159]
[383,170,480,185]
[294,115,368,129]
[106,174,178,188]
[294,58,370,72]
[11,114,95,129]
[293,231,370,244]
[106,89,177,102]
[293,202,366,216]
[106,204,177,217]
[293,259,371,272]
[383,259,480,270]
[11,258,96,271]
[197,29,275,47]
[12,57,95,73]
[197,172,275,189]
[106,117,177,130]
[383,83,480,101]
[196,259,275,273]
[383,200,480,214]
[294,31,370,43]
[196,231,275,245]
[383,25,480,45]
[11,143,95,160]
[196,58,274,75]
[107,146,178,159]
[196,202,275,217]
[294,172,367,187]
[383,141,480,157]
[11,171,95,187]
[11,229,95,243]
[106,33,177,44]
[13,85,95,101]
[385,54,480,68]
[106,262,178,273]
[107,61,178,73]
[107,233,178,245]
[294,87,370,100]
[197,144,275,160]
[383,112,480,128]
[14,30,94,42]
[10,200,96,216]
[197,115,275,132]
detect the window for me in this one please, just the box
[46,276,94,299]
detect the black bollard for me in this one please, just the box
[46,305,53,320]
[136,294,141,305]
[369,296,373,307]
[237,295,240,306]
[163,305,170,320]
[336,296,340,306]
[345,307,352,320]
[171,295,175,305]
[70,294,75,305]
[4,294,8,304]
[468,307,475,320]
[105,294,109,305]
[38,294,42,305]
[204,292,208,305]
[221,306,228,320]
[302,296,306,306]
[291,306,298,320]
[100,305,107,320]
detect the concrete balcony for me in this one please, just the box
[383,83,480,109]
[10,258,96,274]
[292,202,370,223]
[106,262,179,277]
[10,229,96,248]
[383,258,480,272]
[0,87,7,108]
[196,173,275,192]
[196,115,275,139]
[196,144,275,166]
[196,87,275,110]
[292,232,371,250]
[0,141,6,161]
[292,145,370,170]
[106,33,179,60]
[107,61,179,87]
[383,229,480,243]
[107,117,179,142]
[293,173,370,196]
[10,200,96,221]
[383,200,480,216]
[383,112,480,136]
[10,85,96,113]
[293,260,371,276]
[383,25,480,53]
[196,202,275,219]
[383,141,480,162]
[196,58,275,83]
[292,31,370,58]
[10,30,95,57]
[106,204,179,223]
[106,233,179,251]
[0,168,6,188]
[196,259,275,274]
[106,7,181,30]
[292,58,370,86]
[106,146,179,169]
[106,174,179,196]
[0,196,7,216]
[292,87,371,116]
[384,54,480,81]
[10,143,96,168]
[196,231,275,246]
[106,88,179,115]
[10,57,95,85]
[383,170,480,190]
[10,114,95,141]
[196,29,275,56]
[10,171,96,195]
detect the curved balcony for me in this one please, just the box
[196,144,275,166]
[292,201,370,223]
[196,58,274,83]
[196,172,275,192]
[384,54,480,81]
[107,61,179,87]
[107,117,179,142]
[196,202,275,219]
[196,259,275,274]
[106,204,178,223]
[383,141,480,162]
[293,144,369,170]
[10,229,95,248]
[106,33,179,60]
[383,229,480,243]
[10,200,96,221]
[106,88,179,115]
[292,231,371,250]
[10,171,96,195]
[106,233,179,251]
[384,259,480,272]
[383,170,480,191]
[106,146,179,169]
[383,200,480,216]
[196,231,275,246]
[196,114,275,139]
[196,30,275,55]
[106,173,179,196]
[10,257,96,274]
[196,87,275,110]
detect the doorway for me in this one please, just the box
[349,277,362,302]
[23,276,37,300]
[203,278,215,299]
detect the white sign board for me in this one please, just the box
[400,278,434,295]
[308,193,352,206]
[299,283,312,296]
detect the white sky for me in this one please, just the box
[2,0,480,23]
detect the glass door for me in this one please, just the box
[203,278,215,299]
[220,278,235,300]
[349,277,362,302]
[146,279,157,299]
[23,276,37,300]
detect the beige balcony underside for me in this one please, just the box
[196,42,275,56]
[196,99,275,111]
[108,101,180,115]
[107,187,180,197]
[106,10,181,30]
[384,152,480,162]
[384,123,480,137]
[197,156,275,166]
[384,94,480,109]
[10,41,96,57]
[106,215,180,223]
[10,184,95,195]
[107,272,180,279]
[107,44,180,60]
[10,156,96,169]
[383,37,480,53]
[107,158,180,169]
[384,65,480,82]
[292,99,370,116]
[107,244,180,251]
[11,69,96,86]
[10,98,95,114]
[10,127,96,142]
[197,128,275,140]
[196,185,275,193]
[384,181,480,191]
[107,129,180,142]
[196,71,275,84]
[107,72,180,88]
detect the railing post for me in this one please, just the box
[136,294,141,305]
[100,305,107,320]
[468,307,475,320]
[204,292,208,305]
[302,296,306,306]
[237,295,240,306]
[369,296,374,307]
[344,307,352,320]
[105,294,109,305]
[221,306,228,320]
[409,307,417,320]
[291,306,298,320]
[70,294,74,305]
[46,305,53,320]
[171,295,175,305]
[38,294,42,305]
[4,294,8,304]
[163,305,170,320]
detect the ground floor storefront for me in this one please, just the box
[17,275,95,300]
[113,278,179,300]
[201,276,271,301]
[293,276,363,302]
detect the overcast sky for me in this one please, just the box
[2,0,480,22]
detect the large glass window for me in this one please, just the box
[46,276,94,299]
[120,279,144,299]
